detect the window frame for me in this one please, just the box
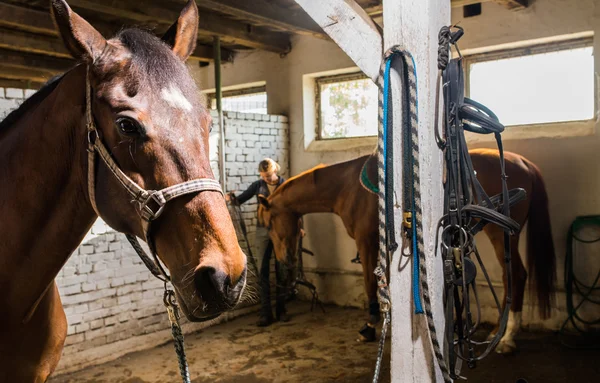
[205,85,267,113]
[463,37,594,120]
[314,71,377,140]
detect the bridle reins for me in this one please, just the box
[84,66,224,282]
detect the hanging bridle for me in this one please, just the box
[84,66,223,282]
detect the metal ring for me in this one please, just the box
[440,225,469,251]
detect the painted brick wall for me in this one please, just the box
[1,90,289,373]
[0,87,36,119]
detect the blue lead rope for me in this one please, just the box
[382,53,423,315]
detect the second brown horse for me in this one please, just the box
[258,148,555,353]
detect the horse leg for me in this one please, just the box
[0,281,67,382]
[483,226,527,354]
[496,238,527,354]
[357,237,379,342]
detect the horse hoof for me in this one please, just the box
[495,339,517,355]
[357,323,376,342]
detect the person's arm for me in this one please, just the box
[233,180,260,205]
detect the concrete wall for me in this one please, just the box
[196,0,600,327]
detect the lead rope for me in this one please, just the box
[372,45,452,383]
[164,288,191,383]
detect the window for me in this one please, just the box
[206,85,267,114]
[466,39,594,126]
[316,72,378,139]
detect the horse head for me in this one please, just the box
[50,0,246,321]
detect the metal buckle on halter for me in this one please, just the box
[139,191,166,220]
[87,126,98,150]
[402,211,412,229]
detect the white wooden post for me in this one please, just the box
[385,1,449,381]
[296,0,450,381]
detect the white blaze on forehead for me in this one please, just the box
[161,84,192,111]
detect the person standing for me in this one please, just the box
[226,158,290,326]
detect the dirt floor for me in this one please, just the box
[50,302,599,383]
[50,302,391,383]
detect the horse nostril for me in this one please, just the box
[194,266,230,304]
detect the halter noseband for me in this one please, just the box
[84,66,223,282]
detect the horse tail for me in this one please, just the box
[525,159,556,319]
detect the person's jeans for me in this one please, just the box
[255,227,289,318]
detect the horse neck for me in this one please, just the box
[272,165,342,216]
[0,65,96,323]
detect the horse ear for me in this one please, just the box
[162,0,199,61]
[50,0,106,63]
[257,195,270,209]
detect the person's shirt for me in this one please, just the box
[234,176,286,206]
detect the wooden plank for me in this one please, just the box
[0,29,72,58]
[451,0,528,9]
[0,2,114,37]
[384,0,449,381]
[0,78,44,90]
[0,64,56,83]
[294,0,382,82]
[196,0,326,39]
[451,0,491,7]
[0,49,75,73]
[0,4,231,62]
[67,0,291,52]
[493,0,528,10]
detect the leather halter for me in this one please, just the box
[84,66,223,282]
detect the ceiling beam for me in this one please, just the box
[0,49,75,73]
[451,0,528,10]
[195,0,326,39]
[0,3,233,62]
[492,0,528,10]
[0,78,44,90]
[67,0,290,53]
[0,28,72,58]
[0,64,57,84]
[0,2,114,37]
[451,0,490,6]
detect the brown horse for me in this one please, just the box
[0,1,246,381]
[258,148,555,353]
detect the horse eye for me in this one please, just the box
[116,117,141,136]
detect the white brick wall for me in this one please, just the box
[209,110,290,252]
[2,90,289,372]
[0,87,35,119]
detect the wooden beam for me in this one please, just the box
[451,0,490,7]
[196,0,326,39]
[451,0,528,9]
[0,4,232,62]
[67,0,290,53]
[0,64,57,84]
[0,2,114,37]
[295,0,382,82]
[0,29,72,58]
[493,0,528,10]
[383,0,449,380]
[0,49,75,73]
[0,78,44,90]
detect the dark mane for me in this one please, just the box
[0,73,66,132]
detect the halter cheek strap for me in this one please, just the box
[85,66,223,282]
